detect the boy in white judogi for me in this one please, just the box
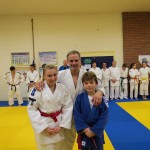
[4,66,24,106]
[129,63,139,100]
[28,65,73,150]
[101,62,110,102]
[139,61,150,100]
[109,60,120,100]
[120,63,129,99]
[26,64,39,95]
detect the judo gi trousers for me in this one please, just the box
[140,82,149,96]
[120,83,128,99]
[8,88,23,105]
[130,82,138,98]
[110,86,119,99]
[104,86,109,101]
[37,139,64,150]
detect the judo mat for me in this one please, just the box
[0,100,150,150]
[0,106,114,150]
[106,100,150,150]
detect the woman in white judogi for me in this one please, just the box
[109,60,120,100]
[4,66,24,106]
[101,62,110,101]
[28,65,73,150]
[120,64,129,99]
[26,64,39,94]
[129,63,139,100]
[139,61,150,100]
[89,60,102,82]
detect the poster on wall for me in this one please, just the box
[11,52,30,66]
[138,55,150,66]
[39,51,57,66]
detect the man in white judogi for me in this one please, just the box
[26,64,39,95]
[101,62,110,102]
[139,61,150,100]
[4,66,24,106]
[120,63,129,99]
[129,63,139,100]
[109,60,120,100]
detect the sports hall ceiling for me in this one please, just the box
[0,0,150,15]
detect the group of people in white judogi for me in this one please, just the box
[89,60,150,101]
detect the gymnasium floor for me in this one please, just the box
[0,99,150,150]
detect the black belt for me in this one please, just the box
[120,77,127,92]
[9,83,19,91]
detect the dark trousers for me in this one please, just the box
[82,144,103,150]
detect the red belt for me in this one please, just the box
[39,109,62,122]
[77,134,82,149]
[131,77,138,82]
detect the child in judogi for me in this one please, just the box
[26,64,39,96]
[27,65,73,150]
[139,61,150,100]
[120,63,129,99]
[74,71,108,150]
[4,66,24,106]
[129,63,139,100]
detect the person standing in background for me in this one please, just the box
[80,63,87,72]
[120,63,129,99]
[89,60,102,84]
[101,62,110,102]
[109,60,120,100]
[26,64,39,95]
[59,59,69,71]
[139,61,150,100]
[129,63,139,100]
[4,66,24,106]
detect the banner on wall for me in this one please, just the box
[38,51,57,66]
[138,55,150,66]
[11,52,30,66]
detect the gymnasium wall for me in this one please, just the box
[123,12,150,68]
[0,13,123,100]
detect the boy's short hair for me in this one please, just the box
[30,64,35,67]
[10,66,15,71]
[82,71,98,84]
[122,63,127,68]
[91,60,97,65]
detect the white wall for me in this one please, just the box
[0,13,123,100]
